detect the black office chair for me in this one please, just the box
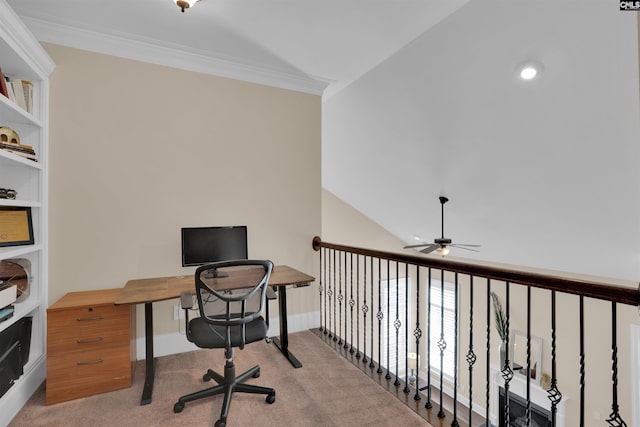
[173,260,276,427]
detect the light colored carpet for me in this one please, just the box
[10,330,432,427]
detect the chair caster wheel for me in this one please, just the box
[266,392,276,404]
[252,369,260,378]
[215,419,226,427]
[203,373,212,382]
[173,402,184,413]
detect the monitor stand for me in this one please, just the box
[203,270,228,279]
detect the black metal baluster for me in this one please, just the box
[485,279,491,424]
[451,273,460,427]
[345,252,349,347]
[451,273,459,427]
[319,247,324,333]
[328,249,334,339]
[547,290,562,426]
[394,262,401,387]
[466,276,476,426]
[502,282,513,427]
[605,302,627,426]
[355,255,361,357]
[437,270,446,419]
[425,267,433,409]
[362,256,368,363]
[377,257,384,374]
[414,265,422,401]
[349,252,354,351]
[526,285,531,426]
[338,251,347,345]
[386,259,392,380]
[370,256,376,369]
[404,263,410,393]
[333,254,342,345]
[579,295,585,427]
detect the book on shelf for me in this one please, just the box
[0,68,8,99]
[0,142,37,162]
[1,76,34,114]
[0,305,14,322]
[9,79,27,112]
[0,141,35,154]
[3,76,15,102]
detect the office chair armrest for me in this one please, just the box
[180,292,194,341]
[180,292,193,309]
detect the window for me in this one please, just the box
[381,277,409,374]
[428,279,456,378]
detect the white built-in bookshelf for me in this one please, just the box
[0,0,54,424]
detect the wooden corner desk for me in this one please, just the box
[115,265,314,405]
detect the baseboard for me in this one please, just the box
[136,310,321,359]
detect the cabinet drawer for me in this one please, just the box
[46,346,132,405]
[47,304,130,354]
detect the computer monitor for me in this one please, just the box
[181,226,248,277]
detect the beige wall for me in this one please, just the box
[45,44,321,338]
[322,188,411,252]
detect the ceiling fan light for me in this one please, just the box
[174,0,199,12]
[437,246,450,256]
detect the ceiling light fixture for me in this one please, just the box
[516,61,543,81]
[174,0,200,13]
[436,246,450,256]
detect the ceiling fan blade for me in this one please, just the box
[452,243,481,247]
[450,244,480,252]
[404,243,430,249]
[419,244,439,254]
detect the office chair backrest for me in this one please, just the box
[194,260,273,348]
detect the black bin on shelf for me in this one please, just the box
[0,317,33,398]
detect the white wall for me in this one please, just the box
[323,0,640,282]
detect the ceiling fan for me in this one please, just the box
[404,196,480,256]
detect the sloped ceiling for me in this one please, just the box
[323,0,640,281]
[7,0,470,96]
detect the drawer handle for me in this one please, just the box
[76,337,104,344]
[76,315,104,321]
[77,358,104,366]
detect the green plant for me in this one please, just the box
[490,291,507,341]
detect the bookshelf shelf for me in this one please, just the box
[0,1,54,425]
[0,94,41,127]
[0,148,42,168]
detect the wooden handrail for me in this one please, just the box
[312,236,640,307]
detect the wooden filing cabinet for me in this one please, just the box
[46,289,136,405]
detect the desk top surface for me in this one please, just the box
[115,265,314,305]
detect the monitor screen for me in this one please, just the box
[181,226,248,267]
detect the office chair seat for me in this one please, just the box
[173,260,276,427]
[188,316,267,348]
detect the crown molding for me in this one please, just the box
[0,2,55,79]
[21,16,329,95]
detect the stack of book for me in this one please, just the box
[0,126,37,162]
[0,140,37,162]
[0,67,33,114]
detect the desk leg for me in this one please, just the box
[270,285,302,368]
[141,302,156,405]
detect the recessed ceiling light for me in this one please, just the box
[516,61,543,81]
[413,235,422,241]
